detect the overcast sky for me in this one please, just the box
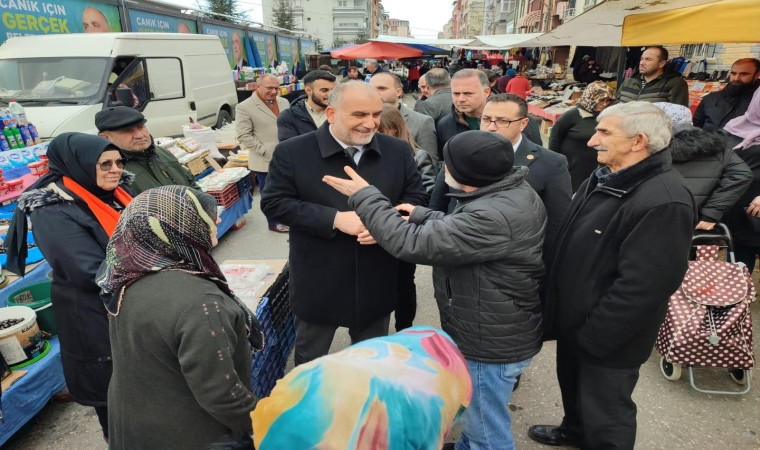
[164,0,452,38]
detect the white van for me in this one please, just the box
[0,33,238,138]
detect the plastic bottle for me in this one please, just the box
[8,101,27,127]
[11,128,24,149]
[18,125,33,147]
[27,123,40,144]
[0,134,11,152]
[3,128,19,149]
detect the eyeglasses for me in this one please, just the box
[97,158,127,171]
[480,116,525,128]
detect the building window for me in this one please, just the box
[338,0,348,6]
[584,0,596,6]
[501,0,516,13]
[680,44,717,59]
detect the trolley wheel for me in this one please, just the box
[660,357,682,381]
[729,369,749,385]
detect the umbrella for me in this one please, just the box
[622,0,760,45]
[331,41,422,60]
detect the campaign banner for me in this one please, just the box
[128,9,197,34]
[250,31,277,68]
[0,0,122,42]
[202,23,246,69]
[299,39,315,60]
[276,36,299,69]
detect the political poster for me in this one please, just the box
[0,0,122,42]
[276,35,297,69]
[250,31,277,68]
[202,23,246,69]
[127,9,197,34]
[299,39,315,60]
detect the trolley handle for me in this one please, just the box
[692,223,735,254]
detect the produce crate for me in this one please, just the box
[251,263,294,398]
[183,151,211,176]
[207,183,239,208]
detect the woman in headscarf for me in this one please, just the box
[4,132,133,439]
[377,104,434,332]
[548,81,616,191]
[252,326,471,450]
[96,185,264,450]
[654,102,751,231]
[723,88,760,272]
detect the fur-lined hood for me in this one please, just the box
[16,170,135,213]
[669,126,726,162]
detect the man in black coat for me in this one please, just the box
[694,58,760,131]
[481,94,571,248]
[277,70,336,141]
[261,81,428,365]
[529,102,696,449]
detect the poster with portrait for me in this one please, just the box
[127,9,197,34]
[0,0,122,44]
[299,39,315,61]
[202,23,246,69]
[276,36,295,69]
[250,31,277,68]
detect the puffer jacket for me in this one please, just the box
[277,95,317,142]
[349,167,546,363]
[414,149,437,195]
[616,70,689,106]
[670,126,752,222]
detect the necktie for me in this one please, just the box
[344,146,358,161]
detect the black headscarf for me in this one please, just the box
[4,133,118,275]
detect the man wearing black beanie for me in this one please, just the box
[324,130,547,450]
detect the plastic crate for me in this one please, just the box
[207,183,239,208]
[251,263,295,399]
[235,173,253,196]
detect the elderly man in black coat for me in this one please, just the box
[529,102,696,449]
[261,81,428,365]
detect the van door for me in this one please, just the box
[106,57,194,137]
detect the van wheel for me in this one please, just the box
[215,110,232,129]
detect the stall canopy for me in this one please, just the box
[526,0,723,47]
[459,33,543,49]
[622,0,760,45]
[372,35,473,47]
[330,41,422,60]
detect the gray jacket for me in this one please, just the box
[401,104,438,165]
[349,167,546,363]
[415,88,453,125]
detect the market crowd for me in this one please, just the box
[3,47,759,450]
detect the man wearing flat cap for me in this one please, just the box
[324,130,546,450]
[96,106,199,194]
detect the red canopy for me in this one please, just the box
[330,41,422,60]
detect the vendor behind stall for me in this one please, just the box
[96,107,199,194]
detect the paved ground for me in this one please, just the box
[5,191,759,449]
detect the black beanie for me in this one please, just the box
[443,131,514,187]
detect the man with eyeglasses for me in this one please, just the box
[481,94,571,248]
[96,106,199,195]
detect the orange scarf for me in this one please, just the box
[62,176,133,237]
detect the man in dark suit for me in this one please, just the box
[260,81,428,365]
[481,94,571,247]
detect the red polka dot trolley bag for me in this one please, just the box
[655,224,755,395]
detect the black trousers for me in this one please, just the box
[293,315,390,366]
[556,338,640,450]
[94,405,108,438]
[395,262,417,331]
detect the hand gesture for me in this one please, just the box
[395,203,416,220]
[747,196,760,218]
[334,211,364,236]
[323,166,370,197]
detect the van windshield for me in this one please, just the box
[0,57,109,105]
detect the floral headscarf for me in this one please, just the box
[577,81,616,114]
[251,326,472,450]
[96,185,263,350]
[653,102,693,125]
